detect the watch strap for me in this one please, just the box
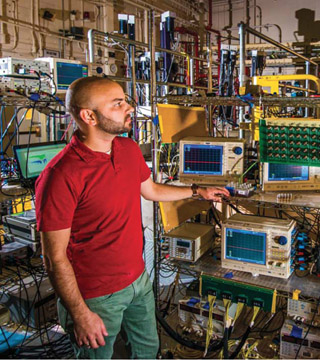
[191,183,199,198]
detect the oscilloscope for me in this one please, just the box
[179,137,245,185]
[36,58,88,93]
[262,162,320,191]
[221,214,297,279]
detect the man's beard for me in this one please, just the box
[94,110,132,135]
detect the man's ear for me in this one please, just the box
[79,109,97,126]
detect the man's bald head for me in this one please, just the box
[66,77,121,124]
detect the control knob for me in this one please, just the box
[233,146,243,155]
[274,236,287,245]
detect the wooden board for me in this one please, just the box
[157,104,208,143]
[159,199,211,233]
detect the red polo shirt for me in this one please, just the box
[36,133,151,299]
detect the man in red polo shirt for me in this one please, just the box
[36,77,229,359]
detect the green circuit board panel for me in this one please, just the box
[200,274,275,312]
[259,118,320,167]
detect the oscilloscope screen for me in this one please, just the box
[268,163,309,181]
[56,62,88,90]
[183,144,223,175]
[225,228,266,265]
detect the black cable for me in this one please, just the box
[2,264,63,359]
[32,70,42,94]
[0,325,12,353]
[223,326,229,359]
[42,72,57,96]
[210,206,222,228]
[24,106,35,181]
[156,307,223,352]
[229,325,251,359]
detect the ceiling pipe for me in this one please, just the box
[252,23,282,43]
[206,0,221,85]
[175,26,199,82]
[208,0,212,28]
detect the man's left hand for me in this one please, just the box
[197,187,230,202]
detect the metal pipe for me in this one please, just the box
[279,83,315,94]
[149,9,160,312]
[144,9,148,43]
[88,29,212,63]
[206,0,221,82]
[3,108,29,154]
[247,2,262,43]
[242,22,317,66]
[245,0,250,43]
[175,27,200,81]
[97,31,148,48]
[130,45,138,140]
[0,15,88,45]
[305,61,310,117]
[189,58,194,93]
[87,29,96,63]
[252,23,282,43]
[208,0,212,28]
[99,75,210,90]
[207,48,213,134]
[61,0,65,58]
[238,22,246,139]
[256,4,262,44]
[223,0,233,45]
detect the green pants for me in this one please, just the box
[57,269,159,359]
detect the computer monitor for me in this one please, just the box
[262,163,320,191]
[225,228,266,265]
[179,137,245,185]
[13,141,66,179]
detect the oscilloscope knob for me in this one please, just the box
[274,236,287,245]
[233,147,243,155]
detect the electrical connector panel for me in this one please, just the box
[0,76,51,96]
[226,182,255,197]
[200,274,275,312]
[0,57,52,95]
[0,57,50,77]
[259,118,320,167]
[221,214,297,279]
[178,297,232,338]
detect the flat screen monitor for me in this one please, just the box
[182,143,223,176]
[13,141,66,179]
[268,163,309,182]
[225,228,266,265]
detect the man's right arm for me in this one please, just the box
[41,229,108,349]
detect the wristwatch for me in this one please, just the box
[191,183,199,198]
